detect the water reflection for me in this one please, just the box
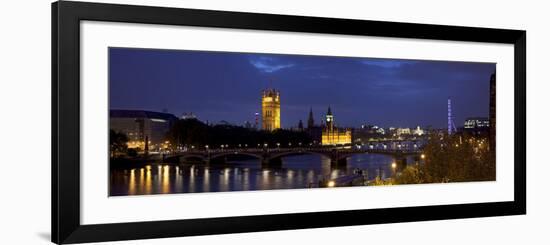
[110,154,397,196]
[161,165,170,194]
[128,169,135,195]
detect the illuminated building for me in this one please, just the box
[359,125,385,135]
[464,117,490,129]
[396,128,411,136]
[463,117,490,136]
[321,107,352,145]
[110,110,177,150]
[261,88,281,131]
[180,112,197,120]
[412,126,424,136]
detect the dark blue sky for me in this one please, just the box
[109,47,495,129]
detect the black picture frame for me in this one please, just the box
[52,1,526,244]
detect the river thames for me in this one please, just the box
[109,153,406,196]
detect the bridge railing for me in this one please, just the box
[165,147,422,157]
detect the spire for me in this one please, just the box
[325,106,334,130]
[307,107,314,128]
[298,120,303,130]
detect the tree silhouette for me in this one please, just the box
[110,129,128,157]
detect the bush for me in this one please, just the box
[395,166,424,184]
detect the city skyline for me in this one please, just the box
[109,47,495,129]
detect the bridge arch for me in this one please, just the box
[268,150,331,160]
[208,152,263,161]
[179,154,207,162]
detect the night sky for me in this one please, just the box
[109,47,495,129]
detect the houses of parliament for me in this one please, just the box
[261,88,352,145]
[261,88,281,131]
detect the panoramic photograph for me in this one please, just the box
[108,47,496,196]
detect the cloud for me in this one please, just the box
[360,59,417,68]
[249,56,295,73]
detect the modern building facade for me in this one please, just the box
[464,117,490,129]
[321,107,352,145]
[110,109,178,150]
[261,88,281,131]
[395,127,411,136]
[463,117,490,136]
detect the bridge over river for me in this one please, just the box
[163,147,422,168]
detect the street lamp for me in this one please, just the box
[391,162,397,177]
[421,154,425,160]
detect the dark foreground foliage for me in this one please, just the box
[167,119,313,149]
[395,133,496,184]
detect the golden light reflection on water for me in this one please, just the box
[139,168,144,193]
[174,166,183,193]
[145,165,152,194]
[307,170,314,183]
[331,170,340,179]
[111,154,395,195]
[128,169,136,195]
[261,170,270,189]
[321,156,332,176]
[220,168,230,192]
[187,165,194,193]
[161,165,170,194]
